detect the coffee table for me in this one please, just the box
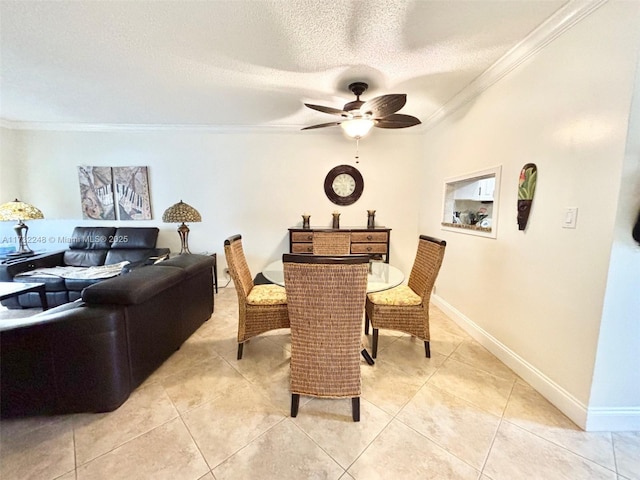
[0,282,49,310]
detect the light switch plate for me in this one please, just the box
[563,207,578,228]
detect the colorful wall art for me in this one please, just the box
[517,163,537,231]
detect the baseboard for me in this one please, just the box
[432,294,640,431]
[585,407,640,432]
[431,294,590,429]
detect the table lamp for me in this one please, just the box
[162,200,201,254]
[0,198,45,256]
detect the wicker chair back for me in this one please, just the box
[407,235,447,300]
[312,232,351,255]
[224,234,289,360]
[283,253,369,421]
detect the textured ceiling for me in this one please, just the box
[0,0,568,129]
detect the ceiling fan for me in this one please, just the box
[302,82,421,138]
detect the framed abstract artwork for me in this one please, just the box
[77,166,116,220]
[77,166,152,220]
[112,166,152,220]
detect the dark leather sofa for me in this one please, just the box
[0,254,214,416]
[0,226,170,309]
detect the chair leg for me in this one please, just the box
[237,343,244,360]
[372,328,379,358]
[361,348,375,366]
[352,397,360,422]
[424,341,431,358]
[291,394,300,417]
[364,313,370,335]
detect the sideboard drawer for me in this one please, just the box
[351,243,388,255]
[351,232,388,243]
[291,243,314,254]
[289,227,391,262]
[291,232,314,243]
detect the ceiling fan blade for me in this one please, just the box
[374,114,422,129]
[360,94,407,118]
[301,121,342,131]
[304,103,347,116]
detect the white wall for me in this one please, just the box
[0,127,423,276]
[0,127,22,199]
[420,1,640,429]
[588,50,640,431]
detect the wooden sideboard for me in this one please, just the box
[288,227,391,263]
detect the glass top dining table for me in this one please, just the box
[262,258,404,366]
[262,259,405,293]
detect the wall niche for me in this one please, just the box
[441,166,502,238]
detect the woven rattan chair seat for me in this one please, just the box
[367,284,421,306]
[247,284,287,305]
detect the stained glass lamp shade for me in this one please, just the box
[0,199,45,256]
[162,200,201,254]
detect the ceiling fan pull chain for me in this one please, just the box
[355,138,360,163]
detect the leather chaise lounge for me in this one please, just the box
[0,254,215,416]
[0,226,170,309]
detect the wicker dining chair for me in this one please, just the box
[365,235,446,359]
[312,232,351,255]
[283,253,369,422]
[224,234,289,360]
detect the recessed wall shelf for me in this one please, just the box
[441,166,502,238]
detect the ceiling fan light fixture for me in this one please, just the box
[303,81,420,134]
[340,118,375,139]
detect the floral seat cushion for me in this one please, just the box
[367,284,421,306]
[247,284,287,305]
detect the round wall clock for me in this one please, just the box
[324,165,364,206]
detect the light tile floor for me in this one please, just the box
[1,286,639,480]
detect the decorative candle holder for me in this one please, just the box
[367,209,376,229]
[302,214,310,229]
[332,212,340,229]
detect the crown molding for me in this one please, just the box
[0,120,302,133]
[421,0,609,131]
[0,118,425,135]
